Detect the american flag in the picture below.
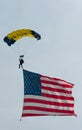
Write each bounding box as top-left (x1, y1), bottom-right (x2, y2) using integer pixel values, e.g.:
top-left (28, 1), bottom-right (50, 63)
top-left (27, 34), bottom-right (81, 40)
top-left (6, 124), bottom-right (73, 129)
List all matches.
top-left (22, 69), bottom-right (76, 117)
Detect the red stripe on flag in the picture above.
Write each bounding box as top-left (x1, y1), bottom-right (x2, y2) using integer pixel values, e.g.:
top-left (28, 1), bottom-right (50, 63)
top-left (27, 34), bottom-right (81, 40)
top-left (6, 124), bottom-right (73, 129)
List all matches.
top-left (22, 113), bottom-right (48, 117)
top-left (24, 98), bottom-right (74, 107)
top-left (41, 79), bottom-right (73, 88)
top-left (23, 106), bottom-right (74, 114)
top-left (42, 93), bottom-right (74, 100)
top-left (41, 75), bottom-right (74, 86)
top-left (42, 86), bottom-right (72, 94)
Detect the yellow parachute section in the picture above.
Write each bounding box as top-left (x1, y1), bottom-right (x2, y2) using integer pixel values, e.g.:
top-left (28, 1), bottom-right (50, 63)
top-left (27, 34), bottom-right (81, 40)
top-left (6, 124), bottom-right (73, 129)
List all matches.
top-left (4, 29), bottom-right (41, 46)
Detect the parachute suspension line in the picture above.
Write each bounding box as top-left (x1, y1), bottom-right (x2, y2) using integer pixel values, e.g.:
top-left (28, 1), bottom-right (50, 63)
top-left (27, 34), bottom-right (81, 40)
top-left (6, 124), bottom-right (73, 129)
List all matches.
top-left (6, 45), bottom-right (19, 59)
top-left (16, 42), bottom-right (23, 57)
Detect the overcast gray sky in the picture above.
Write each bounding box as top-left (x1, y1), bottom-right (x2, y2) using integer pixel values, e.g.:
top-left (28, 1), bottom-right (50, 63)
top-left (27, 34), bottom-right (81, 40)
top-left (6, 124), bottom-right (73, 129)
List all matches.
top-left (0, 0), bottom-right (82, 130)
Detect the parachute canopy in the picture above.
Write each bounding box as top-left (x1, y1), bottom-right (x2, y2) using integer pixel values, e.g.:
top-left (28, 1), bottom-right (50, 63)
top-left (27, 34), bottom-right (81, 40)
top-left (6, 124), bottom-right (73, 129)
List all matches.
top-left (3, 29), bottom-right (41, 46)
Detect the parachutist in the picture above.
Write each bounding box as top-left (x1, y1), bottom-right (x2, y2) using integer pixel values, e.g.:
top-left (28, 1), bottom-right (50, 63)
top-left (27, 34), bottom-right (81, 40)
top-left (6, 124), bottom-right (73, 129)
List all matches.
top-left (19, 57), bottom-right (24, 69)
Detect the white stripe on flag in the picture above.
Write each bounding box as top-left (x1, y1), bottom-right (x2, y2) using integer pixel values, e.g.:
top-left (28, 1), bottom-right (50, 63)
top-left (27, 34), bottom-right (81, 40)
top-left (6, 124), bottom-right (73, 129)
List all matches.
top-left (23, 102), bottom-right (74, 110)
top-left (41, 77), bottom-right (73, 86)
top-left (41, 83), bottom-right (72, 91)
top-left (42, 89), bottom-right (72, 97)
top-left (24, 95), bottom-right (74, 104)
top-left (22, 110), bottom-right (73, 116)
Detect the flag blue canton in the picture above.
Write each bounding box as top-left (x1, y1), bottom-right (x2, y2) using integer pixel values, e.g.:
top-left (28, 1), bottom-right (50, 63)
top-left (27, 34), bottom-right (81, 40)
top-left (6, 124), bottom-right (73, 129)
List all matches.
top-left (23, 69), bottom-right (41, 96)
